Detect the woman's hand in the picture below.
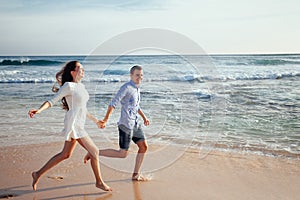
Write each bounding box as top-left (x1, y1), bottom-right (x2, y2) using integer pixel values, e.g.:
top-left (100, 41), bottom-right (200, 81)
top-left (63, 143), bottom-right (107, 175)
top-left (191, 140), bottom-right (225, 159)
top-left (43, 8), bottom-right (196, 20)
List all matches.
top-left (97, 120), bottom-right (107, 129)
top-left (28, 101), bottom-right (51, 118)
top-left (28, 109), bottom-right (39, 118)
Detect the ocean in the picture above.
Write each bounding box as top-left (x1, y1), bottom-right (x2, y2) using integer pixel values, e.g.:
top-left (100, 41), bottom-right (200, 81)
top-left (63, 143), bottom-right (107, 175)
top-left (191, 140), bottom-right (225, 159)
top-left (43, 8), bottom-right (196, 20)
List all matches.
top-left (0, 54), bottom-right (299, 159)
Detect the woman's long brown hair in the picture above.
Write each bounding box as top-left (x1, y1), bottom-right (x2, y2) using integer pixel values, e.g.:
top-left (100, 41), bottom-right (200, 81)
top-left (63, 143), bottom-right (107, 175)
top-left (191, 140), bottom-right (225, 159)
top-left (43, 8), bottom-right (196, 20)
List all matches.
top-left (52, 61), bottom-right (78, 110)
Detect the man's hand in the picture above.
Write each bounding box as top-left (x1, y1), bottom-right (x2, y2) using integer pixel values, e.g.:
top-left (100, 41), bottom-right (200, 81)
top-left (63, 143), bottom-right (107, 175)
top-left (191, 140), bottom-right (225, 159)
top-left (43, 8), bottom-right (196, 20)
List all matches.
top-left (144, 118), bottom-right (150, 126)
top-left (96, 120), bottom-right (107, 129)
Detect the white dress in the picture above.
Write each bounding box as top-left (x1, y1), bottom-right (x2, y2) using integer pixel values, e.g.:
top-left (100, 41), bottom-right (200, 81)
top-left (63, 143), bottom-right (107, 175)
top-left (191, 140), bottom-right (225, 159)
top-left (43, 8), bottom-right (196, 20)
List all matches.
top-left (48, 82), bottom-right (89, 141)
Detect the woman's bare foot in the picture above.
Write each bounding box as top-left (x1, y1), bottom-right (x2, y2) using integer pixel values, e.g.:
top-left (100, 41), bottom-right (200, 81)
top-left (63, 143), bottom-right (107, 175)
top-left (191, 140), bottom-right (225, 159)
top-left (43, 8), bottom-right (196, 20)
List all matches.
top-left (132, 173), bottom-right (148, 181)
top-left (32, 172), bottom-right (39, 191)
top-left (83, 153), bottom-right (91, 164)
top-left (96, 182), bottom-right (112, 192)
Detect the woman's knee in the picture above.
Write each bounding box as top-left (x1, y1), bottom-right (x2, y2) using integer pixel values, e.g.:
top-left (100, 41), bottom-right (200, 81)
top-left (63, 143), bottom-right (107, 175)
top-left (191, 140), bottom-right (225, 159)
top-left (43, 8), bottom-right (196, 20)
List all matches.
top-left (61, 151), bottom-right (72, 159)
top-left (78, 137), bottom-right (99, 160)
top-left (89, 151), bottom-right (99, 160)
top-left (61, 140), bottom-right (76, 160)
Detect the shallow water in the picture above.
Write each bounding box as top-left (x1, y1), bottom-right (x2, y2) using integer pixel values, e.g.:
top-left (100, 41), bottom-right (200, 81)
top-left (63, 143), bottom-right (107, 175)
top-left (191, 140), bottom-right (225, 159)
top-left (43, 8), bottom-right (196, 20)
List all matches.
top-left (0, 54), bottom-right (299, 158)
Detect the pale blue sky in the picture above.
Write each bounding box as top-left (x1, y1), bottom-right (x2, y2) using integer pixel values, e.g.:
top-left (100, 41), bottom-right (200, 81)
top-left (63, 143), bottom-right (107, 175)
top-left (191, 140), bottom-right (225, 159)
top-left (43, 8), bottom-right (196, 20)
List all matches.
top-left (0, 0), bottom-right (299, 55)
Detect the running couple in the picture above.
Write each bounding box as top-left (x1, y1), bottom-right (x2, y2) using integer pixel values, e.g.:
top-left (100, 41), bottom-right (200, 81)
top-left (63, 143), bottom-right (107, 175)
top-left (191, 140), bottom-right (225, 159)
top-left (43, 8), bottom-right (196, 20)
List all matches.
top-left (29, 61), bottom-right (149, 192)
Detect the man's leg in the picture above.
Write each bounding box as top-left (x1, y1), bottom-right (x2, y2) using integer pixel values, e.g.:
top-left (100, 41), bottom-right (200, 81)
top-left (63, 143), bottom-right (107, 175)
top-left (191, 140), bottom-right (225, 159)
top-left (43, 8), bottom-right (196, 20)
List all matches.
top-left (99, 148), bottom-right (128, 158)
top-left (84, 148), bottom-right (129, 163)
top-left (132, 140), bottom-right (148, 181)
top-left (84, 125), bottom-right (131, 163)
top-left (99, 125), bottom-right (131, 158)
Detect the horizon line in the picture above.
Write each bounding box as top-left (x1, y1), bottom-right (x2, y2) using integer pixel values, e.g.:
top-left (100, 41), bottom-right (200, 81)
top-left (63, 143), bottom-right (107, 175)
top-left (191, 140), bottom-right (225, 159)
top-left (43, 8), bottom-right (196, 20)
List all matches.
top-left (0, 52), bottom-right (300, 57)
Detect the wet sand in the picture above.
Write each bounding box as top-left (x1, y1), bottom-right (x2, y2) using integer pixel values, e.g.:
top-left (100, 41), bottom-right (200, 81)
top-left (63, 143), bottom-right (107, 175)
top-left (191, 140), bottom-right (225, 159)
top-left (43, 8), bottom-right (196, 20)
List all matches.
top-left (0, 141), bottom-right (299, 200)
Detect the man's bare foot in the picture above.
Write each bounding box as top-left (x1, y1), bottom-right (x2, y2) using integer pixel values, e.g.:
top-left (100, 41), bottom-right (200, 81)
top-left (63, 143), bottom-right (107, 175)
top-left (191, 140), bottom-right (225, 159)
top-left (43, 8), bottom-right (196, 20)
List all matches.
top-left (132, 173), bottom-right (148, 181)
top-left (32, 172), bottom-right (39, 191)
top-left (96, 182), bottom-right (112, 192)
top-left (83, 153), bottom-right (91, 164)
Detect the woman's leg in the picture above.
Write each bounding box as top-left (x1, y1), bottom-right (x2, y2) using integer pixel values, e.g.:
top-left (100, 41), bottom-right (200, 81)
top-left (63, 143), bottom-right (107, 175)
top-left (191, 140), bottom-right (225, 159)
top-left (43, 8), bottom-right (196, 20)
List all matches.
top-left (32, 139), bottom-right (77, 191)
top-left (77, 136), bottom-right (112, 191)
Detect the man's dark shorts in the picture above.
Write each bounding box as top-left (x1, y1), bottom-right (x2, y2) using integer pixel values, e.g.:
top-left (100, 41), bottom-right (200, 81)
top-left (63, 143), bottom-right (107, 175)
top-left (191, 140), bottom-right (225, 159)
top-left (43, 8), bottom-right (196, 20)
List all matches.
top-left (118, 124), bottom-right (145, 150)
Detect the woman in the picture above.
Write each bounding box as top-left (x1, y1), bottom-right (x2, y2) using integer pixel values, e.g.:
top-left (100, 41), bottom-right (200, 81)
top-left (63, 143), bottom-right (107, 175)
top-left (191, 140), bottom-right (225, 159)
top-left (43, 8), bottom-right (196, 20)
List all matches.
top-left (28, 61), bottom-right (112, 192)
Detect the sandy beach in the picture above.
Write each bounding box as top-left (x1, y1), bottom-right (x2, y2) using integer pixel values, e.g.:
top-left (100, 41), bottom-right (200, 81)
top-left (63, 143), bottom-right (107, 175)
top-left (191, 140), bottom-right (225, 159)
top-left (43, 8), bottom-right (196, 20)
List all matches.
top-left (0, 141), bottom-right (299, 200)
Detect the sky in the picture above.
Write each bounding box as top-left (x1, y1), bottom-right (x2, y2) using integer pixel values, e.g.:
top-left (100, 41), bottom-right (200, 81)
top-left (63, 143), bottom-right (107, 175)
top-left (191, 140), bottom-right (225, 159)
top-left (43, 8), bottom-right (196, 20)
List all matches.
top-left (0, 0), bottom-right (300, 55)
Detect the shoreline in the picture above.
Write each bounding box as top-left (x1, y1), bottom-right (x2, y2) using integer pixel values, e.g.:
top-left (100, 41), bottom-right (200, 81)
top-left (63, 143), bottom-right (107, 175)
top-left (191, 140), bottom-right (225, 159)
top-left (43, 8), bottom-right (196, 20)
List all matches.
top-left (2, 139), bottom-right (299, 161)
top-left (1, 141), bottom-right (299, 199)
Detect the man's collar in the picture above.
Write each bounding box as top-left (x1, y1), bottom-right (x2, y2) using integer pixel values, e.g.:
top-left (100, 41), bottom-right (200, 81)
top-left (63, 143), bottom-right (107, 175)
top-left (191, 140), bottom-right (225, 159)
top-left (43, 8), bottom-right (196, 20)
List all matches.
top-left (129, 80), bottom-right (140, 88)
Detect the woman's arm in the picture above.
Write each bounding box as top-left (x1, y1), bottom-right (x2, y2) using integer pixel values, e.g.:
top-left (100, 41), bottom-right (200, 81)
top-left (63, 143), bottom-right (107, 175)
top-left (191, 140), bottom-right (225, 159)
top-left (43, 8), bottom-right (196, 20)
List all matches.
top-left (28, 101), bottom-right (51, 118)
top-left (28, 82), bottom-right (71, 118)
top-left (97, 106), bottom-right (115, 129)
top-left (86, 111), bottom-right (98, 124)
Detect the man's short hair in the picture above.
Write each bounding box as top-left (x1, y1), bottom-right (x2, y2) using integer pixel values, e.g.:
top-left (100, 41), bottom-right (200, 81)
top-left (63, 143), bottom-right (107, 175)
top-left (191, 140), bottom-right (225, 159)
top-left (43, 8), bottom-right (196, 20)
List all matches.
top-left (130, 65), bottom-right (143, 74)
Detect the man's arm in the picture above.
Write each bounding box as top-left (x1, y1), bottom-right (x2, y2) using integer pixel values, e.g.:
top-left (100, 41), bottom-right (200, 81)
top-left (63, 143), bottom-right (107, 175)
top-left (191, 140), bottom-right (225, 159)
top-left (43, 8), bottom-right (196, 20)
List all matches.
top-left (97, 106), bottom-right (115, 128)
top-left (138, 109), bottom-right (150, 126)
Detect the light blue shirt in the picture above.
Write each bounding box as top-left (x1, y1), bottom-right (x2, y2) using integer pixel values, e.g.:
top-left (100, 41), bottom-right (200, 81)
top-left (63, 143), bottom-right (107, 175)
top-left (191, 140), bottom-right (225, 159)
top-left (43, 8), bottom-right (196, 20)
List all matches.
top-left (110, 80), bottom-right (140, 129)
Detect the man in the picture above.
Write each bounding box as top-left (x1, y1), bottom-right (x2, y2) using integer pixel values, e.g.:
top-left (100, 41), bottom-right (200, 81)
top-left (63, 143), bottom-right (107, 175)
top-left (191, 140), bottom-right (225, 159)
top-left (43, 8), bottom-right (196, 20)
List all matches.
top-left (85, 65), bottom-right (150, 181)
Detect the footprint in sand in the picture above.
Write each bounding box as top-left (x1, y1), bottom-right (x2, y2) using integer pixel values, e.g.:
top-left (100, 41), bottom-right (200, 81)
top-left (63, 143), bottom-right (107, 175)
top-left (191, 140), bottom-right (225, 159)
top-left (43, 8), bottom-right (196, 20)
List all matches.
top-left (47, 176), bottom-right (64, 181)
